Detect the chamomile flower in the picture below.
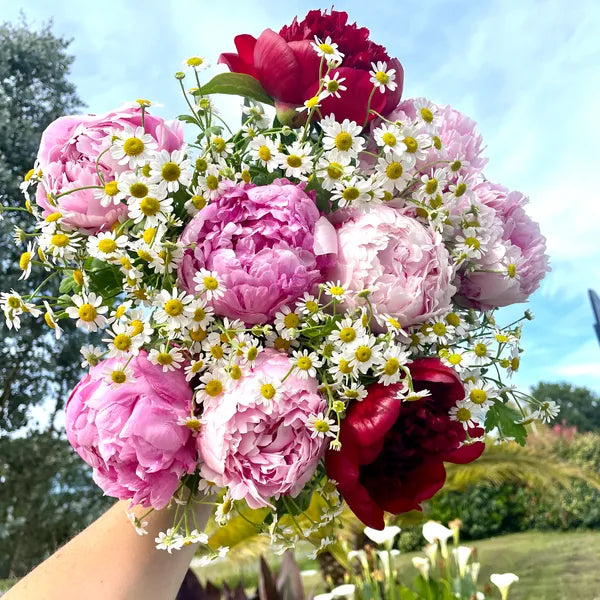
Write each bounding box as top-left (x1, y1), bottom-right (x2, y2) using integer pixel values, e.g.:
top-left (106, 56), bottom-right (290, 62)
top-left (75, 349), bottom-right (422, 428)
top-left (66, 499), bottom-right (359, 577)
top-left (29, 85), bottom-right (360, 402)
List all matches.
top-left (196, 163), bottom-right (227, 200)
top-left (427, 318), bottom-right (455, 345)
top-left (322, 71), bottom-right (347, 98)
top-left (184, 55), bottom-right (209, 70)
top-left (42, 301), bottom-right (62, 339)
top-left (340, 382), bottom-right (368, 402)
top-left (398, 126), bottom-right (430, 165)
top-left (345, 336), bottom-right (382, 374)
top-left (306, 412), bottom-right (339, 439)
top-left (331, 176), bottom-right (372, 208)
top-left (445, 312), bottom-right (469, 337)
top-left (440, 348), bottom-right (472, 372)
top-left (329, 351), bottom-right (359, 382)
top-left (310, 36), bottom-right (344, 65)
top-left (255, 378), bottom-right (283, 405)
top-left (470, 341), bottom-right (492, 366)
top-left (87, 231), bottom-right (128, 262)
top-left (241, 101), bottom-right (271, 129)
top-left (187, 298), bottom-right (214, 330)
top-left (111, 125), bottom-right (158, 168)
top-left (149, 149), bottom-right (192, 193)
top-left (124, 311), bottom-right (153, 344)
top-left (413, 98), bottom-right (440, 130)
top-left (153, 287), bottom-right (195, 330)
top-left (103, 363), bottom-right (136, 388)
top-left (214, 491), bottom-right (235, 525)
top-left (455, 228), bottom-right (486, 260)
top-left (193, 268), bottom-right (225, 301)
top-left (274, 305), bottom-right (302, 340)
top-left (80, 344), bottom-right (104, 368)
top-left (184, 189), bottom-right (208, 216)
top-left (449, 400), bottom-right (483, 430)
top-left (321, 115), bottom-right (364, 162)
top-left (464, 381), bottom-right (499, 407)
top-left (292, 349), bottom-right (322, 379)
top-left (323, 280), bottom-right (346, 300)
top-left (94, 180), bottom-right (126, 208)
top-left (184, 357), bottom-right (207, 382)
top-left (329, 317), bottom-right (365, 347)
top-left (103, 322), bottom-right (140, 358)
top-left (155, 528), bottom-right (184, 553)
top-left (373, 123), bottom-right (404, 154)
top-left (18, 242), bottom-right (35, 280)
top-left (202, 332), bottom-right (230, 364)
top-left (128, 194), bottom-right (173, 226)
top-left (197, 370), bottom-right (228, 404)
top-left (375, 153), bottom-right (409, 192)
top-left (148, 344), bottom-right (185, 372)
top-left (250, 134), bottom-right (279, 172)
top-left (209, 134), bottom-right (234, 159)
top-left (295, 292), bottom-right (323, 322)
top-left (126, 510), bottom-right (149, 536)
top-left (377, 346), bottom-right (410, 385)
top-left (298, 90), bottom-right (328, 114)
top-left (397, 386), bottom-right (432, 402)
top-left (316, 155), bottom-right (354, 191)
top-left (39, 229), bottom-right (81, 260)
top-left (369, 61), bottom-right (398, 93)
top-left (278, 141), bottom-right (312, 180)
top-left (532, 400), bottom-right (560, 423)
top-left (65, 292), bottom-right (108, 332)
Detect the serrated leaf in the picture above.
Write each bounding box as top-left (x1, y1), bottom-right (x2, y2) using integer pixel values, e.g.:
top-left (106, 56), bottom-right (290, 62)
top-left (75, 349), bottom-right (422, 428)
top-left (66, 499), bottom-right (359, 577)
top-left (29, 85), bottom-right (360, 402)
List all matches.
top-left (177, 114), bottom-right (200, 125)
top-left (197, 73), bottom-right (274, 106)
top-left (59, 275), bottom-right (78, 295)
top-left (485, 402), bottom-right (527, 445)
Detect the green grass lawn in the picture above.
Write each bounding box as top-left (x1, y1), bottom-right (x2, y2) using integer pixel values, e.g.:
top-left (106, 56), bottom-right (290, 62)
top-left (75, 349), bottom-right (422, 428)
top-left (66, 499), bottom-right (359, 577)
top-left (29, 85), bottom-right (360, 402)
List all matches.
top-left (398, 531), bottom-right (600, 600)
top-left (192, 531), bottom-right (600, 599)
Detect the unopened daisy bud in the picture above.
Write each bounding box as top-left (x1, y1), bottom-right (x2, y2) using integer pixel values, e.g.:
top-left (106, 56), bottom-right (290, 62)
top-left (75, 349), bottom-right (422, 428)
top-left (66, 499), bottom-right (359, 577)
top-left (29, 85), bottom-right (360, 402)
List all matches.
top-left (13, 227), bottom-right (26, 244)
top-left (73, 269), bottom-right (84, 286)
top-left (174, 71), bottom-right (185, 80)
top-left (329, 439), bottom-right (342, 451)
top-left (332, 400), bottom-right (345, 413)
top-left (524, 309), bottom-right (533, 320)
top-left (357, 289), bottom-right (371, 299)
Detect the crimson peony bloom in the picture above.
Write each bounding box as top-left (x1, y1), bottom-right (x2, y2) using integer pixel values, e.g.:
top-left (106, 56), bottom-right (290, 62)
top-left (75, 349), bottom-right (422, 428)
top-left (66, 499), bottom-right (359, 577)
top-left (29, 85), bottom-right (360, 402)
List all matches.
top-left (326, 358), bottom-right (485, 529)
top-left (218, 9), bottom-right (404, 124)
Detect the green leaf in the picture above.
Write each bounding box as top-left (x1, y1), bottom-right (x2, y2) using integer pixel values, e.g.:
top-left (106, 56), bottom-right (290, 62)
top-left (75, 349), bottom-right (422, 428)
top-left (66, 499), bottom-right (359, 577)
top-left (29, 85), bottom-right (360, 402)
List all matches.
top-left (197, 73), bottom-right (274, 106)
top-left (58, 275), bottom-right (78, 295)
top-left (177, 114), bottom-right (200, 125)
top-left (485, 401), bottom-right (527, 445)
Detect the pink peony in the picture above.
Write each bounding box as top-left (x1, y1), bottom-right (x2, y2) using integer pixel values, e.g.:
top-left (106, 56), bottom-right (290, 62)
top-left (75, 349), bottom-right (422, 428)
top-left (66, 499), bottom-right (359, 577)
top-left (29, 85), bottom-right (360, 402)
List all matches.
top-left (324, 205), bottom-right (455, 329)
top-left (65, 351), bottom-right (196, 509)
top-left (178, 179), bottom-right (337, 324)
top-left (387, 98), bottom-right (488, 176)
top-left (36, 106), bottom-right (184, 233)
top-left (457, 182), bottom-right (549, 308)
top-left (197, 348), bottom-right (327, 508)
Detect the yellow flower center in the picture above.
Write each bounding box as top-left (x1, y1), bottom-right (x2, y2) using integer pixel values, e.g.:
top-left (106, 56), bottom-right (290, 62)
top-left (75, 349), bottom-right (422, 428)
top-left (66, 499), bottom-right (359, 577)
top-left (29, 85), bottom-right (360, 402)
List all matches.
top-left (375, 71), bottom-right (389, 84)
top-left (329, 285), bottom-right (344, 296)
top-left (206, 175), bottom-right (219, 190)
top-left (246, 346), bottom-right (258, 361)
top-left (205, 380), bottom-right (223, 396)
top-left (383, 358), bottom-right (399, 375)
top-left (297, 356), bottom-right (313, 370)
top-left (286, 154), bottom-right (302, 168)
top-left (51, 233), bottom-right (69, 248)
top-left (334, 132), bottom-right (353, 151)
top-left (385, 162), bottom-right (403, 179)
top-left (355, 345), bottom-right (372, 362)
top-left (137, 249), bottom-right (153, 262)
top-left (161, 161), bottom-right (181, 182)
top-left (7, 297), bottom-right (20, 309)
top-left (511, 357), bottom-right (520, 371)
top-left (342, 187), bottom-right (360, 201)
top-left (114, 303), bottom-right (128, 319)
top-left (344, 389), bottom-right (359, 399)
top-left (229, 365), bottom-right (242, 380)
top-left (305, 300), bottom-right (319, 313)
top-left (260, 383), bottom-right (276, 400)
top-left (123, 137), bottom-right (145, 157)
top-left (210, 345), bottom-right (224, 360)
top-left (189, 327), bottom-right (207, 342)
top-left (319, 42), bottom-right (335, 54)
top-left (474, 343), bottom-right (488, 357)
top-left (258, 145), bottom-right (272, 162)
top-left (420, 107), bottom-right (433, 122)
top-left (187, 56), bottom-right (204, 67)
top-left (403, 136), bottom-right (418, 153)
top-left (495, 333), bottom-right (509, 343)
top-left (326, 162), bottom-right (344, 179)
top-left (326, 80), bottom-right (340, 93)
top-left (339, 327), bottom-right (356, 343)
top-left (338, 358), bottom-right (354, 374)
top-left (130, 319), bottom-right (145, 336)
top-left (283, 312), bottom-right (300, 329)
top-left (192, 195), bottom-right (206, 210)
top-left (382, 132), bottom-right (397, 147)
top-left (104, 181), bottom-right (119, 196)
top-left (241, 169), bottom-right (251, 183)
top-left (140, 197), bottom-right (160, 216)
top-left (446, 312), bottom-right (460, 327)
top-left (130, 182), bottom-right (149, 198)
top-left (45, 212), bottom-right (62, 223)
top-left (425, 179), bottom-right (438, 195)
top-left (196, 157), bottom-right (208, 172)
top-left (193, 307), bottom-right (206, 322)
top-left (113, 334), bottom-right (131, 351)
top-left (164, 299), bottom-right (184, 316)
top-left (465, 236), bottom-right (480, 249)
top-left (78, 303), bottom-right (97, 322)
top-left (314, 419), bottom-right (330, 433)
top-left (111, 370), bottom-right (127, 384)
top-left (142, 228), bottom-right (156, 244)
top-left (44, 312), bottom-right (56, 329)
top-left (470, 389), bottom-right (487, 404)
top-left (212, 137), bottom-right (226, 153)
top-left (203, 276), bottom-right (219, 291)
top-left (507, 263), bottom-right (517, 278)
top-left (432, 322), bottom-right (447, 336)
top-left (448, 353), bottom-right (462, 366)
top-left (185, 417), bottom-right (202, 431)
top-left (454, 182), bottom-right (467, 197)
top-left (157, 352), bottom-right (173, 365)
top-left (19, 252), bottom-right (31, 270)
top-left (456, 407), bottom-right (471, 422)
top-left (97, 238), bottom-right (117, 254)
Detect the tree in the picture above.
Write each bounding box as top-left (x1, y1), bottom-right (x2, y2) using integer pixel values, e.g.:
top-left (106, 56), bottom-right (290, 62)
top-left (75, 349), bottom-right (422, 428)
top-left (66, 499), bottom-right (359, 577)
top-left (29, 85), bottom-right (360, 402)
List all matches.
top-left (0, 18), bottom-right (111, 578)
top-left (531, 382), bottom-right (600, 433)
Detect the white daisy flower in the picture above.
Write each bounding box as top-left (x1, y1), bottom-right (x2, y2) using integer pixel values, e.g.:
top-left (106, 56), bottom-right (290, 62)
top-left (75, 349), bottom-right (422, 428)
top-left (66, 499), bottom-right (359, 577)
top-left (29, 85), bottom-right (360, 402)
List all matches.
top-left (292, 349), bottom-right (322, 379)
top-left (42, 301), bottom-right (62, 339)
top-left (18, 242), bottom-right (35, 280)
top-left (196, 163), bottom-right (227, 200)
top-left (249, 134), bottom-right (279, 172)
top-left (322, 71), bottom-right (347, 99)
top-left (449, 400), bottom-right (483, 430)
top-left (321, 115), bottom-right (365, 162)
top-left (153, 287), bottom-right (195, 331)
top-left (310, 35), bottom-right (344, 65)
top-left (154, 528), bottom-right (184, 553)
top-left (103, 322), bottom-right (141, 358)
top-left (65, 292), bottom-right (108, 332)
top-left (184, 357), bottom-right (207, 382)
top-left (193, 268), bottom-right (225, 302)
top-left (331, 176), bottom-right (372, 208)
top-left (377, 345), bottom-right (410, 386)
top-left (277, 141), bottom-right (312, 180)
top-left (274, 305), bottom-right (302, 340)
top-left (316, 155), bottom-right (353, 191)
top-left (110, 125), bottom-right (158, 168)
top-left (197, 370), bottom-right (228, 404)
top-left (103, 363), bottom-right (136, 389)
top-left (148, 344), bottom-right (185, 372)
top-left (306, 412), bottom-right (339, 439)
top-left (369, 61), bottom-right (398, 93)
top-left (87, 231), bottom-right (128, 262)
top-left (80, 344), bottom-right (104, 368)
top-left (375, 153), bottom-right (409, 192)
top-left (149, 148), bottom-right (193, 194)
top-left (127, 193), bottom-right (173, 227)
top-left (255, 378), bottom-right (283, 405)
top-left (532, 400), bottom-right (560, 423)
top-left (373, 123), bottom-right (404, 154)
top-left (345, 336), bottom-right (382, 374)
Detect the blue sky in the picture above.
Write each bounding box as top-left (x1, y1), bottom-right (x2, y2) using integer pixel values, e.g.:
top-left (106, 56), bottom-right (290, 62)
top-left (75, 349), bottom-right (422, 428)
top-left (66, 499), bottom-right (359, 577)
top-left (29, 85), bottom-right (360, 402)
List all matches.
top-left (3, 0), bottom-right (600, 392)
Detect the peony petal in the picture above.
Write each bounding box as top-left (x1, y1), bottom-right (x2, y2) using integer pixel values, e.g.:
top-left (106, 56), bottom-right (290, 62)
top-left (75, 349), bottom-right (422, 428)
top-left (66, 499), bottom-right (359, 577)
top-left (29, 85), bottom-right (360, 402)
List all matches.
top-left (313, 216), bottom-right (338, 256)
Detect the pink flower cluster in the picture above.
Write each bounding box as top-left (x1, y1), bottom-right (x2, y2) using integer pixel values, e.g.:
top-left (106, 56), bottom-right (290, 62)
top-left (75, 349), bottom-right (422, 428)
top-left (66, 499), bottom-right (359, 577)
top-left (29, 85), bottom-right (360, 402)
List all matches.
top-left (325, 205), bottom-right (455, 329)
top-left (35, 106), bottom-right (183, 232)
top-left (178, 179), bottom-right (337, 324)
top-left (198, 349), bottom-right (327, 508)
top-left (65, 352), bottom-right (196, 509)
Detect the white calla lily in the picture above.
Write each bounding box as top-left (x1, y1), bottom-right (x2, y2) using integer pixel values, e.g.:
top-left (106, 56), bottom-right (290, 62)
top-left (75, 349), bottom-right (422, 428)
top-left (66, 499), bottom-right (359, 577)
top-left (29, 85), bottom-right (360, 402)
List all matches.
top-left (452, 545), bottom-right (472, 577)
top-left (490, 572), bottom-right (519, 600)
top-left (364, 525), bottom-right (401, 548)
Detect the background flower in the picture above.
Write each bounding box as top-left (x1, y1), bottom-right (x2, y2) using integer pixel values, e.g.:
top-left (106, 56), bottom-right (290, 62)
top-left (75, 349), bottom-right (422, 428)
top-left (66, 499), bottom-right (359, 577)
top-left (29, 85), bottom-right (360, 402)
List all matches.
top-left (178, 179), bottom-right (336, 324)
top-left (324, 205), bottom-right (455, 330)
top-left (197, 348), bottom-right (327, 508)
top-left (219, 9), bottom-right (404, 124)
top-left (65, 351), bottom-right (196, 509)
top-left (35, 106), bottom-right (183, 232)
top-left (326, 358), bottom-right (485, 529)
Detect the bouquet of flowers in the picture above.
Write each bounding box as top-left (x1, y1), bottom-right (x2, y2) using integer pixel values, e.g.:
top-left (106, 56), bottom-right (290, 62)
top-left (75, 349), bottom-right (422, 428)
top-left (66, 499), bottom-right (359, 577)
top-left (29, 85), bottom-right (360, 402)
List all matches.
top-left (1, 9), bottom-right (550, 556)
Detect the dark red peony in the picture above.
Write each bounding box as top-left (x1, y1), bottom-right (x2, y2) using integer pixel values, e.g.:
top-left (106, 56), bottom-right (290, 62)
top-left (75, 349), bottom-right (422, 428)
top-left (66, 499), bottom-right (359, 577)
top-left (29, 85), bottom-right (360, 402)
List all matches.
top-left (326, 358), bottom-right (485, 529)
top-left (218, 9), bottom-right (404, 124)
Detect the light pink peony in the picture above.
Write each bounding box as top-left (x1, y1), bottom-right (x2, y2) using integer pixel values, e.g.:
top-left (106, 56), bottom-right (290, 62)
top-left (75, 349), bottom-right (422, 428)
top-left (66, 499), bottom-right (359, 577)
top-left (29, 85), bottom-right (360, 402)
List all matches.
top-left (65, 351), bottom-right (196, 509)
top-left (197, 348), bottom-right (327, 508)
top-left (178, 179), bottom-right (337, 324)
top-left (457, 181), bottom-right (550, 308)
top-left (324, 205), bottom-right (455, 329)
top-left (388, 98), bottom-right (488, 176)
top-left (35, 106), bottom-right (184, 232)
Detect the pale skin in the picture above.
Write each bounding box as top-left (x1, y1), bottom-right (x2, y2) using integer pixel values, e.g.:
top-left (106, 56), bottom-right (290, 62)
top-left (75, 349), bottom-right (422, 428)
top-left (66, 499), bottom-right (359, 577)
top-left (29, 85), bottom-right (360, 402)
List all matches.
top-left (5, 497), bottom-right (214, 600)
